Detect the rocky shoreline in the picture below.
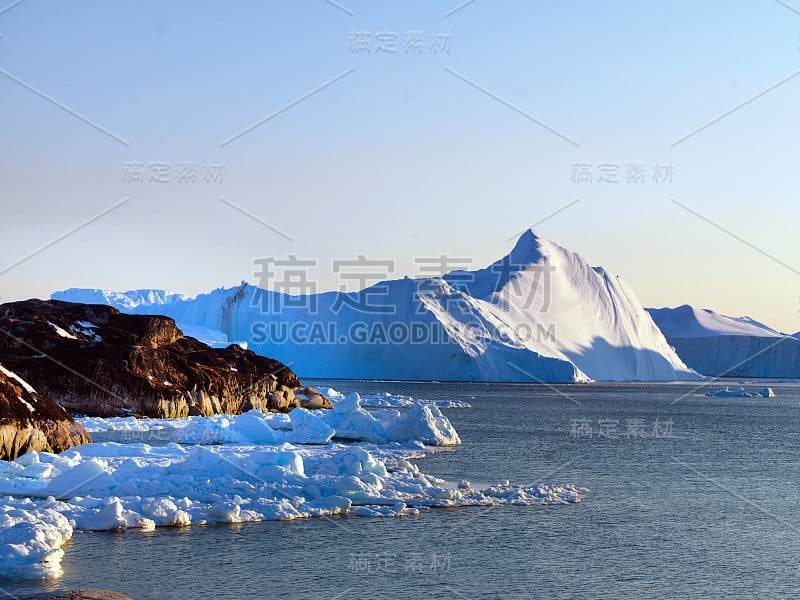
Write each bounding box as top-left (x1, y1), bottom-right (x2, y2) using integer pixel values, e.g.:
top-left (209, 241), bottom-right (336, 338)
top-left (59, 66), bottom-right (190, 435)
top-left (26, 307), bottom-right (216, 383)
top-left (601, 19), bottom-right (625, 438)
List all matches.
top-left (0, 363), bottom-right (91, 460)
top-left (0, 299), bottom-right (331, 459)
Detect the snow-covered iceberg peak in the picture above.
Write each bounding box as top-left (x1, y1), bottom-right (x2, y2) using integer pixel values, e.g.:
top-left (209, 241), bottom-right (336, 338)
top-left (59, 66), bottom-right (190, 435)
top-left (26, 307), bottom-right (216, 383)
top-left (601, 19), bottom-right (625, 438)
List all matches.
top-left (483, 228), bottom-right (547, 288)
top-left (439, 229), bottom-right (547, 303)
top-left (51, 230), bottom-right (700, 382)
top-left (440, 229), bottom-right (698, 381)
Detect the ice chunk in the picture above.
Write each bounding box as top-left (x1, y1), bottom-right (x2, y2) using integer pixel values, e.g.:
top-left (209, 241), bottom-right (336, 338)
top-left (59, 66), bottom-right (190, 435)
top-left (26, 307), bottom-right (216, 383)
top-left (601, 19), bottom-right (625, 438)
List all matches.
top-left (207, 501), bottom-right (241, 523)
top-left (0, 508), bottom-right (73, 579)
top-left (75, 498), bottom-right (155, 531)
top-left (382, 404), bottom-right (461, 445)
top-left (286, 408), bottom-right (335, 444)
top-left (230, 410), bottom-right (282, 444)
top-left (172, 416), bottom-right (247, 445)
top-left (324, 393), bottom-right (388, 443)
top-left (47, 460), bottom-right (117, 498)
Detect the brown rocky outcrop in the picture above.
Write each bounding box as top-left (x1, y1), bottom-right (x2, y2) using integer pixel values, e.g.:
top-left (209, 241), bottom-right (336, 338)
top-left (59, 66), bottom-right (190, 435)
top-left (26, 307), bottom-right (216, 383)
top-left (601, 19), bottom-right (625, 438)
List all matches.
top-left (0, 299), bottom-right (321, 418)
top-left (0, 362), bottom-right (91, 460)
top-left (293, 386), bottom-right (334, 410)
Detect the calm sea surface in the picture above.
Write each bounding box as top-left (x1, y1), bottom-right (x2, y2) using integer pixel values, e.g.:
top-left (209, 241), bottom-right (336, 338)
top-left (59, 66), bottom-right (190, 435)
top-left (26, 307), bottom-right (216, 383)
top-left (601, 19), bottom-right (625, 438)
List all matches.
top-left (3, 381), bottom-right (799, 600)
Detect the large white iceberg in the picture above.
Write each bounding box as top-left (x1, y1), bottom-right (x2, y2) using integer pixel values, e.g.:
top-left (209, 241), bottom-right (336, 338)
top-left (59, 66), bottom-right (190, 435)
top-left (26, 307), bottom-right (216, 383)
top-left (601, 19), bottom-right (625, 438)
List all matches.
top-left (53, 230), bottom-right (699, 383)
top-left (647, 305), bottom-right (800, 377)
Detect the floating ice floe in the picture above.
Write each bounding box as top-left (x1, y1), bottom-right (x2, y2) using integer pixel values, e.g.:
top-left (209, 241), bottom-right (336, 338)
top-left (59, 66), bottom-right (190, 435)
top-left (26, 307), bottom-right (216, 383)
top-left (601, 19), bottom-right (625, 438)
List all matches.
top-left (0, 390), bottom-right (587, 579)
top-left (327, 389), bottom-right (472, 409)
top-left (705, 386), bottom-right (775, 398)
top-left (79, 393), bottom-right (462, 446)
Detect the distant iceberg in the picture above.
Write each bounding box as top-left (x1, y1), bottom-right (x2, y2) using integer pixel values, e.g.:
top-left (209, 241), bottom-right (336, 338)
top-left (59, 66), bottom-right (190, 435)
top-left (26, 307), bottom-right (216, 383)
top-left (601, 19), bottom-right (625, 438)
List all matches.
top-left (54, 230), bottom-right (699, 383)
top-left (705, 386), bottom-right (775, 398)
top-left (54, 288), bottom-right (189, 311)
top-left (647, 305), bottom-right (800, 377)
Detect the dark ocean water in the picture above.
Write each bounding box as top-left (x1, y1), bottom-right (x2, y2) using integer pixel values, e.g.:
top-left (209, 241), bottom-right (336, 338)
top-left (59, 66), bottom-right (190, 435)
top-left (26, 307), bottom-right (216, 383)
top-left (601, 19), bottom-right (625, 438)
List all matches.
top-left (3, 380), bottom-right (799, 600)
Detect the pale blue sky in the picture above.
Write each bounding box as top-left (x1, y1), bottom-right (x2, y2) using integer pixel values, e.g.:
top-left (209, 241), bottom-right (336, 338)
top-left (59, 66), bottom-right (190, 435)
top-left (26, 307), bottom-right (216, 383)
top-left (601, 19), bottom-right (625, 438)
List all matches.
top-left (1, 0), bottom-right (798, 332)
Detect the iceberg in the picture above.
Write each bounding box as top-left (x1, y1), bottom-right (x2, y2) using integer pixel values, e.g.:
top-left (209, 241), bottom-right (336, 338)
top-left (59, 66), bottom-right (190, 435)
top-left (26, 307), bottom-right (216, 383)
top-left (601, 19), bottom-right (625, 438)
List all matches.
top-left (51, 288), bottom-right (189, 311)
top-left (704, 386), bottom-right (776, 398)
top-left (647, 305), bottom-right (800, 377)
top-left (53, 231), bottom-right (699, 383)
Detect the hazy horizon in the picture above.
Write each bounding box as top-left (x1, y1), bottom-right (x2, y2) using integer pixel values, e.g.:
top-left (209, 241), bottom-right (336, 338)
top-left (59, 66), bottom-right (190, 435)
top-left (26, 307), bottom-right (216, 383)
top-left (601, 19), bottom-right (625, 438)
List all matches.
top-left (2, 1), bottom-right (798, 332)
